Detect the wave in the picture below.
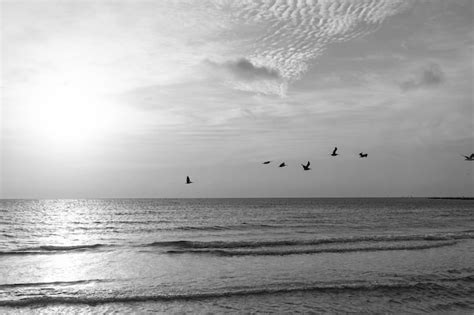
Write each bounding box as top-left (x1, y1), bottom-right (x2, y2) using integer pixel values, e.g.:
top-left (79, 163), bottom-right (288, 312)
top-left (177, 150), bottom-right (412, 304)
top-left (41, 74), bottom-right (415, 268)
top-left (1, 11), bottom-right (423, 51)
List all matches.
top-left (173, 223), bottom-right (276, 231)
top-left (144, 232), bottom-right (474, 249)
top-left (114, 220), bottom-right (170, 225)
top-left (0, 244), bottom-right (110, 256)
top-left (0, 280), bottom-right (464, 307)
top-left (71, 223), bottom-right (280, 233)
top-left (165, 241), bottom-right (459, 256)
top-left (0, 279), bottom-right (108, 289)
top-left (2, 231), bottom-right (471, 256)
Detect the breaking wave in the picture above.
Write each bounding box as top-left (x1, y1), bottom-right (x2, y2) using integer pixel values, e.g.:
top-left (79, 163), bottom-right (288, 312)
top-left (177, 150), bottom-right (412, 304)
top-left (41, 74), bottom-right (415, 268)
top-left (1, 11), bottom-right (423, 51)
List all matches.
top-left (165, 241), bottom-right (458, 256)
top-left (1, 280), bottom-right (470, 307)
top-left (145, 232), bottom-right (473, 249)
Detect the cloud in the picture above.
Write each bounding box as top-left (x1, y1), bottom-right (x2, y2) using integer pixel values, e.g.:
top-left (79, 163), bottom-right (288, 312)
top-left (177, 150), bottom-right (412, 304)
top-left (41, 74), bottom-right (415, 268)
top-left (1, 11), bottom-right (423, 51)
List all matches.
top-left (194, 0), bottom-right (412, 95)
top-left (204, 58), bottom-right (287, 96)
top-left (213, 0), bottom-right (412, 83)
top-left (206, 58), bottom-right (281, 81)
top-left (400, 63), bottom-right (445, 90)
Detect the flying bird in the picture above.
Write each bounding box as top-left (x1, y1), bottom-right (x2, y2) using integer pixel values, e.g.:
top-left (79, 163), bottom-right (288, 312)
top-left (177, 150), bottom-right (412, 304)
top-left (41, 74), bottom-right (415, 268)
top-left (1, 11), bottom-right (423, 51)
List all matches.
top-left (186, 176), bottom-right (193, 184)
top-left (359, 153), bottom-right (368, 158)
top-left (263, 161), bottom-right (271, 164)
top-left (463, 154), bottom-right (474, 161)
top-left (279, 162), bottom-right (286, 167)
top-left (331, 147), bottom-right (338, 156)
top-left (301, 161), bottom-right (311, 170)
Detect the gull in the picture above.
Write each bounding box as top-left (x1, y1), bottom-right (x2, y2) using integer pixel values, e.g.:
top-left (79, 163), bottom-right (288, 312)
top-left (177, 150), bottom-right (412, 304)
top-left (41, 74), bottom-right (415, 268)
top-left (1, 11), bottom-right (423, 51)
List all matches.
top-left (359, 152), bottom-right (368, 158)
top-left (301, 161), bottom-right (311, 171)
top-left (463, 153), bottom-right (474, 161)
top-left (262, 161), bottom-right (271, 164)
top-left (331, 147), bottom-right (338, 157)
top-left (279, 162), bottom-right (286, 167)
top-left (186, 176), bottom-right (193, 184)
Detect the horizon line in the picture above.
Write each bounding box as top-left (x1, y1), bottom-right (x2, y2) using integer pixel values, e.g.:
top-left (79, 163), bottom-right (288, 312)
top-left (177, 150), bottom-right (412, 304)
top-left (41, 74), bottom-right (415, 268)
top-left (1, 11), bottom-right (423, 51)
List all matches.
top-left (1, 196), bottom-right (473, 200)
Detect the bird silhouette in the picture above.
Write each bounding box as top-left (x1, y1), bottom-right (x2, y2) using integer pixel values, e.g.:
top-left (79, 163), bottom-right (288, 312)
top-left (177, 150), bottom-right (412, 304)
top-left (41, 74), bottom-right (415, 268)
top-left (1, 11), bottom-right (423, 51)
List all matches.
top-left (186, 176), bottom-right (193, 184)
top-left (463, 153), bottom-right (474, 161)
top-left (331, 147), bottom-right (338, 156)
top-left (263, 161), bottom-right (271, 164)
top-left (301, 161), bottom-right (311, 170)
top-left (279, 162), bottom-right (286, 167)
top-left (359, 152), bottom-right (368, 158)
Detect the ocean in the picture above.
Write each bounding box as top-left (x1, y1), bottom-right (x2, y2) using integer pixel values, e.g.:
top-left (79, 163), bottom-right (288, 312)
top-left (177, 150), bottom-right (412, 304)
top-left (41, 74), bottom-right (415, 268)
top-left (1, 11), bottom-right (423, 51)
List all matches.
top-left (0, 198), bottom-right (473, 313)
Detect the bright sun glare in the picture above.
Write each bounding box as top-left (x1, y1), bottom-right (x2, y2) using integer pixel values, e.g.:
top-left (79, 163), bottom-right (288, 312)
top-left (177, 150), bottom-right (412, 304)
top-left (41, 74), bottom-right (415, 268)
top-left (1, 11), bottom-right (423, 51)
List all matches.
top-left (24, 65), bottom-right (123, 153)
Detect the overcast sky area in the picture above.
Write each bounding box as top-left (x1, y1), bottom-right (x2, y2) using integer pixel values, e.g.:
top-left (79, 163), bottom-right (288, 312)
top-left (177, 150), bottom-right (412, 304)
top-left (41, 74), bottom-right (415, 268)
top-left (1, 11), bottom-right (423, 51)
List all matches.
top-left (1, 0), bottom-right (473, 198)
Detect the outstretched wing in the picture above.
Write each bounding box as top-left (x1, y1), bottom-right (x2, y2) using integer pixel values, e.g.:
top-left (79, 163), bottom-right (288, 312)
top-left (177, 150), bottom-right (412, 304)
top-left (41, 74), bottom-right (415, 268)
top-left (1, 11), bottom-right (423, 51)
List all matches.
top-left (306, 161), bottom-right (310, 167)
top-left (332, 147), bottom-right (337, 154)
top-left (470, 153), bottom-right (474, 159)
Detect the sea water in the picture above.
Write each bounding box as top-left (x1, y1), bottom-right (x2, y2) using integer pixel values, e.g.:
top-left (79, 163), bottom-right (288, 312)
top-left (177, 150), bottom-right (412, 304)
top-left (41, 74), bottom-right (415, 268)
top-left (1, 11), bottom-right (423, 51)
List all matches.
top-left (0, 198), bottom-right (473, 313)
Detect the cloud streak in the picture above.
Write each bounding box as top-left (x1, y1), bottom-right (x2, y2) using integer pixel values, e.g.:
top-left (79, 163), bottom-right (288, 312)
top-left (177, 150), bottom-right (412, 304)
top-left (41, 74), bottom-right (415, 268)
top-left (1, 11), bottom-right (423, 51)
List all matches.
top-left (400, 63), bottom-right (445, 91)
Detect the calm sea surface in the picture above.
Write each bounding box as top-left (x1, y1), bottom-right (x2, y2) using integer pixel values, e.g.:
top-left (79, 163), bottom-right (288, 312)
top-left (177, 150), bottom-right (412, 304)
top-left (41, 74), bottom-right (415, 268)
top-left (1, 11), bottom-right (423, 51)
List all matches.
top-left (0, 198), bottom-right (473, 313)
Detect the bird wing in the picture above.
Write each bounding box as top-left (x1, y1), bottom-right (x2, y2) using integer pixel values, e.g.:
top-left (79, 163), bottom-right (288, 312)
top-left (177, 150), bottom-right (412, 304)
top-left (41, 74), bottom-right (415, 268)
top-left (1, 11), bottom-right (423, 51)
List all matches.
top-left (333, 147), bottom-right (337, 154)
top-left (307, 161), bottom-right (310, 167)
top-left (470, 154), bottom-right (474, 159)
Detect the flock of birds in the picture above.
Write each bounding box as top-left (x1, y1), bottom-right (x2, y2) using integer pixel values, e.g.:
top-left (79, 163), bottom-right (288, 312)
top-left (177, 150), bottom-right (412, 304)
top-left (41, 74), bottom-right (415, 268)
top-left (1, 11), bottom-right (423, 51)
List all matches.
top-left (262, 147), bottom-right (365, 171)
top-left (185, 148), bottom-right (474, 184)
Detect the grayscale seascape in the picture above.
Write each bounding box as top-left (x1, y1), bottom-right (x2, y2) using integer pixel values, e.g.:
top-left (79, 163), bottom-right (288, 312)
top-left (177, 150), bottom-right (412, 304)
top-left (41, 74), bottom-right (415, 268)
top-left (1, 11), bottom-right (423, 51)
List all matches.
top-left (1, 198), bottom-right (473, 313)
top-left (2, 0), bottom-right (473, 313)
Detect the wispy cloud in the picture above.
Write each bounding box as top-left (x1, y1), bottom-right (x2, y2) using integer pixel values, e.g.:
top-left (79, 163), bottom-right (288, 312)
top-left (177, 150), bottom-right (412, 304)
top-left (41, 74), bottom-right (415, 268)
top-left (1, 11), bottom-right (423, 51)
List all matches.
top-left (188, 0), bottom-right (412, 95)
top-left (400, 63), bottom-right (445, 91)
top-left (214, 0), bottom-right (412, 90)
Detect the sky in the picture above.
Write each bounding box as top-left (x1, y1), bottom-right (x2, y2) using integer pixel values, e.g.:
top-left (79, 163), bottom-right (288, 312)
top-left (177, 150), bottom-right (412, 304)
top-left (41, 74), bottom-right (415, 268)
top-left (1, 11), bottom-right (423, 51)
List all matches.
top-left (1, 0), bottom-right (473, 198)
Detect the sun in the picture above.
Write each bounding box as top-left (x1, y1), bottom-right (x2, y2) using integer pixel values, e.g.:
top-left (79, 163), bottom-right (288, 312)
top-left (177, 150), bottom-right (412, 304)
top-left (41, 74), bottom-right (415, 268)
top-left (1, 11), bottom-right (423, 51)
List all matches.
top-left (23, 66), bottom-right (124, 153)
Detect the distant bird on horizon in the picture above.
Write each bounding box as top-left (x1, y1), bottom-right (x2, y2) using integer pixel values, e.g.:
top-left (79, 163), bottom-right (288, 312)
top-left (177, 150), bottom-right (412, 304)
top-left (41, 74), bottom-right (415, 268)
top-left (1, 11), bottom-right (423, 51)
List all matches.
top-left (186, 176), bottom-right (193, 184)
top-left (463, 153), bottom-right (474, 161)
top-left (359, 152), bottom-right (368, 158)
top-left (279, 162), bottom-right (286, 167)
top-left (331, 147), bottom-right (338, 156)
top-left (301, 161), bottom-right (311, 171)
top-left (263, 161), bottom-right (271, 164)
